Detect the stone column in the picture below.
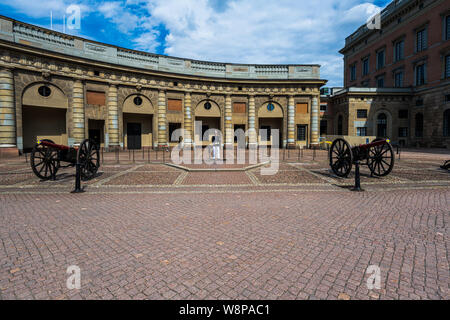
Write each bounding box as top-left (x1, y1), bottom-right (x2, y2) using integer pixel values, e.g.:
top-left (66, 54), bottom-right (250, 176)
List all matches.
top-left (107, 84), bottom-right (119, 147)
top-left (310, 96), bottom-right (319, 147)
top-left (224, 94), bottom-right (233, 148)
top-left (287, 95), bottom-right (295, 148)
top-left (157, 90), bottom-right (167, 147)
top-left (248, 95), bottom-right (257, 147)
top-left (183, 91), bottom-right (192, 147)
top-left (71, 80), bottom-right (85, 145)
top-left (0, 68), bottom-right (16, 148)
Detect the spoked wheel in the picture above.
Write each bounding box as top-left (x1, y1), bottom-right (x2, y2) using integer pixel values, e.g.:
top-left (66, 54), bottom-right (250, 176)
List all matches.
top-left (367, 139), bottom-right (395, 177)
top-left (77, 139), bottom-right (100, 181)
top-left (329, 138), bottom-right (353, 178)
top-left (30, 139), bottom-right (60, 180)
top-left (441, 160), bottom-right (450, 170)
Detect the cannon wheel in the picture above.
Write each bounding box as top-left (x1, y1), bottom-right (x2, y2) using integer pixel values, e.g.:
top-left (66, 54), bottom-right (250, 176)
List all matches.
top-left (30, 139), bottom-right (60, 180)
top-left (367, 138), bottom-right (395, 177)
top-left (329, 138), bottom-right (353, 178)
top-left (77, 139), bottom-right (100, 181)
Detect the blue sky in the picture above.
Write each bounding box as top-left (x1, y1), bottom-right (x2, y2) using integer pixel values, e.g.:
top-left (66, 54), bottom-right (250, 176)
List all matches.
top-left (0, 0), bottom-right (391, 86)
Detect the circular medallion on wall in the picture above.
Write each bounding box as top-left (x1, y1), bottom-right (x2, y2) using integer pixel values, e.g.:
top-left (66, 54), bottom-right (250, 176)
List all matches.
top-left (133, 96), bottom-right (143, 106)
top-left (267, 103), bottom-right (275, 112)
top-left (204, 101), bottom-right (212, 110)
top-left (38, 85), bottom-right (51, 97)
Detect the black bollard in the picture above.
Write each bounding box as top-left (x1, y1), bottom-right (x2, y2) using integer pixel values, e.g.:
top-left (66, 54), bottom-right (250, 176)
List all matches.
top-left (351, 160), bottom-right (364, 192)
top-left (71, 162), bottom-right (85, 193)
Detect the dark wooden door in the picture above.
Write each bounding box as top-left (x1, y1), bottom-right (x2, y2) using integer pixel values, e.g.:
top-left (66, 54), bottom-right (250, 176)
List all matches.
top-left (89, 129), bottom-right (101, 146)
top-left (127, 123), bottom-right (142, 150)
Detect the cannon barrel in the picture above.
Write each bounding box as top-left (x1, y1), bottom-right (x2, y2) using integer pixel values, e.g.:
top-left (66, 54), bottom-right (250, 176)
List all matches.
top-left (357, 139), bottom-right (389, 150)
top-left (39, 140), bottom-right (71, 151)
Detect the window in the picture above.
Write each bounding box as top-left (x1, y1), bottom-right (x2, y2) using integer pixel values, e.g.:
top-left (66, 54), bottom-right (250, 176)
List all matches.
top-left (376, 50), bottom-right (385, 69)
top-left (376, 75), bottom-right (385, 88)
top-left (416, 99), bottom-right (424, 106)
top-left (416, 28), bottom-right (427, 52)
top-left (204, 101), bottom-right (212, 110)
top-left (362, 57), bottom-right (369, 76)
top-left (394, 40), bottom-right (404, 62)
top-left (357, 127), bottom-right (367, 136)
top-left (357, 109), bottom-right (368, 118)
top-left (415, 113), bottom-right (423, 137)
top-left (398, 109), bottom-right (408, 119)
top-left (444, 110), bottom-right (450, 136)
top-left (446, 15), bottom-right (450, 40)
top-left (446, 94), bottom-right (450, 102)
top-left (38, 85), bottom-right (51, 97)
top-left (398, 127), bottom-right (408, 137)
top-left (446, 55), bottom-right (450, 78)
top-left (377, 113), bottom-right (387, 137)
top-left (297, 125), bottom-right (307, 141)
top-left (395, 71), bottom-right (404, 87)
top-left (350, 64), bottom-right (356, 81)
top-left (320, 104), bottom-right (327, 112)
top-left (320, 120), bottom-right (327, 135)
top-left (415, 64), bottom-right (426, 86)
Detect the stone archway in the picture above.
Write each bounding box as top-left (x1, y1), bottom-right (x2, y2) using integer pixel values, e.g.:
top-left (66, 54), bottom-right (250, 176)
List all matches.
top-left (257, 101), bottom-right (284, 147)
top-left (122, 94), bottom-right (155, 149)
top-left (21, 82), bottom-right (69, 150)
top-left (194, 99), bottom-right (222, 146)
top-left (373, 109), bottom-right (392, 139)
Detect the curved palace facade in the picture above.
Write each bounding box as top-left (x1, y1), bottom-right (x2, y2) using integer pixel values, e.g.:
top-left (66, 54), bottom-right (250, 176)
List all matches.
top-left (0, 15), bottom-right (326, 154)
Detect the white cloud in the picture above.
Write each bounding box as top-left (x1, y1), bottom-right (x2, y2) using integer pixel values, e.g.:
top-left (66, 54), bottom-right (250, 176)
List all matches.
top-left (98, 1), bottom-right (142, 34)
top-left (134, 0), bottom-right (383, 86)
top-left (0, 0), bottom-right (385, 86)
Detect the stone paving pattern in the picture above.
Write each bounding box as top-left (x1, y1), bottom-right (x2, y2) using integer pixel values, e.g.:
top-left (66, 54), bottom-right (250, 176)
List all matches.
top-left (0, 149), bottom-right (449, 300)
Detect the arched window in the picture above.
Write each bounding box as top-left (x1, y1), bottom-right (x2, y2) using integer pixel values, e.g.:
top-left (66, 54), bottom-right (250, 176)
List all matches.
top-left (444, 109), bottom-right (450, 137)
top-left (377, 113), bottom-right (387, 138)
top-left (415, 113), bottom-right (423, 137)
top-left (337, 115), bottom-right (343, 135)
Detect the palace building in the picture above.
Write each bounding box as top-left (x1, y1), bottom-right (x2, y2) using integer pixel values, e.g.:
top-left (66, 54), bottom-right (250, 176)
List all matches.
top-left (0, 15), bottom-right (326, 157)
top-left (328, 0), bottom-right (450, 148)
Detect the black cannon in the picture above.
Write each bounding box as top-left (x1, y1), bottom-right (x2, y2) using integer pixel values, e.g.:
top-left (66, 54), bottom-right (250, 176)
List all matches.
top-left (30, 139), bottom-right (100, 181)
top-left (329, 138), bottom-right (395, 178)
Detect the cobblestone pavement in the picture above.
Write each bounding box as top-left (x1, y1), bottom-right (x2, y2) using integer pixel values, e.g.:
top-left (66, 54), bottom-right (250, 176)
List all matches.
top-left (0, 149), bottom-right (449, 300)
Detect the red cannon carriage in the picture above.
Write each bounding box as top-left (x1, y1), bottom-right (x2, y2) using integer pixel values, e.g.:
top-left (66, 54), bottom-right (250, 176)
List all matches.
top-left (30, 139), bottom-right (100, 181)
top-left (329, 138), bottom-right (395, 178)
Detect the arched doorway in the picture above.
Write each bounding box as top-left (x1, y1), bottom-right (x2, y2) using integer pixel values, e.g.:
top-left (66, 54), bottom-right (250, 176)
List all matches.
top-left (377, 113), bottom-right (387, 138)
top-left (194, 100), bottom-right (222, 146)
top-left (337, 115), bottom-right (343, 135)
top-left (257, 102), bottom-right (283, 147)
top-left (444, 109), bottom-right (450, 137)
top-left (122, 94), bottom-right (155, 150)
top-left (415, 113), bottom-right (423, 137)
top-left (22, 83), bottom-right (68, 151)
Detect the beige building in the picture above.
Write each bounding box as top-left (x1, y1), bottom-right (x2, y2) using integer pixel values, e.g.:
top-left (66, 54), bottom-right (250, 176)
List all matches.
top-left (0, 15), bottom-right (326, 157)
top-left (334, 0), bottom-right (450, 148)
